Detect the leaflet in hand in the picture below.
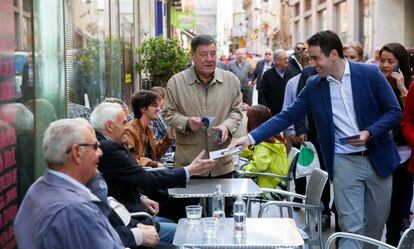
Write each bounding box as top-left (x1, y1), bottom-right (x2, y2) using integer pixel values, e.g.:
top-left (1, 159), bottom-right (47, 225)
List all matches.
top-left (201, 116), bottom-right (215, 129)
top-left (209, 145), bottom-right (243, 160)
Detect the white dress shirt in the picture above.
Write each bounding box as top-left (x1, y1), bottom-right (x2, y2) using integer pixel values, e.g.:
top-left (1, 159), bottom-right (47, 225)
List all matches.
top-left (327, 59), bottom-right (366, 153)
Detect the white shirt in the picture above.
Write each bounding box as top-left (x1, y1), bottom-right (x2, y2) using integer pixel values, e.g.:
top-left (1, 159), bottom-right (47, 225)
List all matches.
top-left (107, 196), bottom-right (143, 246)
top-left (262, 61), bottom-right (273, 76)
top-left (327, 59), bottom-right (366, 153)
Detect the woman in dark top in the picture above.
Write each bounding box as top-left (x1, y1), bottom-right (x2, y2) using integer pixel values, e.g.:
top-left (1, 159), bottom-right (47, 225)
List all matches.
top-left (379, 42), bottom-right (413, 246)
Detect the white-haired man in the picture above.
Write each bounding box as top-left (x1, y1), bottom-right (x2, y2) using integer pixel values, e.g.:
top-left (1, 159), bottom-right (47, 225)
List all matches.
top-left (14, 118), bottom-right (124, 249)
top-left (90, 102), bottom-right (216, 243)
top-left (258, 49), bottom-right (290, 116)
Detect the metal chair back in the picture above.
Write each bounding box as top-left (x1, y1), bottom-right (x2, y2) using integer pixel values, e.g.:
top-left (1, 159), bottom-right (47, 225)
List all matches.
top-left (305, 168), bottom-right (328, 217)
top-left (397, 223), bottom-right (414, 249)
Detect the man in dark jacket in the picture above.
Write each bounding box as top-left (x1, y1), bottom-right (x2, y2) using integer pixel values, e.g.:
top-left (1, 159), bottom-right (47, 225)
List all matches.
top-left (258, 49), bottom-right (290, 115)
top-left (90, 102), bottom-right (216, 243)
top-left (285, 42), bottom-right (308, 80)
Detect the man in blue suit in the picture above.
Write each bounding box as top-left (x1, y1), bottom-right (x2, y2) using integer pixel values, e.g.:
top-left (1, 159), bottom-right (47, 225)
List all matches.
top-left (231, 30), bottom-right (401, 249)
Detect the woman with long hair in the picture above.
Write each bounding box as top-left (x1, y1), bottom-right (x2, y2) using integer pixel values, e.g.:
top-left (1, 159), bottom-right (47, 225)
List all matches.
top-left (379, 42), bottom-right (413, 246)
top-left (240, 105), bottom-right (289, 190)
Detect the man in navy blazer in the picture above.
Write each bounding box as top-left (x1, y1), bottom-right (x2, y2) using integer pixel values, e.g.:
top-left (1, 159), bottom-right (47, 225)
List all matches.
top-left (231, 31), bottom-right (401, 249)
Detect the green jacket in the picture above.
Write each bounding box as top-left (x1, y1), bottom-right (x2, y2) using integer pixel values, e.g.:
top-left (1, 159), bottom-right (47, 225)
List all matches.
top-left (241, 141), bottom-right (289, 188)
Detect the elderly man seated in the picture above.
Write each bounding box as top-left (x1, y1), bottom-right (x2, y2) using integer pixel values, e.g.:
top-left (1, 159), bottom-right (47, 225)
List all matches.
top-left (13, 118), bottom-right (124, 249)
top-left (90, 102), bottom-right (216, 242)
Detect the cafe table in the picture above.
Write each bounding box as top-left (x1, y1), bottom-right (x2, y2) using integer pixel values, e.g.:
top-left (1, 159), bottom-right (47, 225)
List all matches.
top-left (168, 178), bottom-right (262, 198)
top-left (168, 178), bottom-right (262, 216)
top-left (173, 217), bottom-right (304, 248)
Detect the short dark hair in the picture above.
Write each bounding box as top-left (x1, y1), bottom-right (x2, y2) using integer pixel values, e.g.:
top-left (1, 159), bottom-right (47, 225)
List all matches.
top-left (307, 30), bottom-right (344, 58)
top-left (131, 90), bottom-right (159, 119)
top-left (191, 35), bottom-right (216, 53)
top-left (380, 43), bottom-right (412, 87)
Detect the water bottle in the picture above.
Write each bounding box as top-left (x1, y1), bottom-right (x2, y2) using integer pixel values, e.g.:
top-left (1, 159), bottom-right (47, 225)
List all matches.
top-left (233, 195), bottom-right (246, 239)
top-left (212, 184), bottom-right (225, 224)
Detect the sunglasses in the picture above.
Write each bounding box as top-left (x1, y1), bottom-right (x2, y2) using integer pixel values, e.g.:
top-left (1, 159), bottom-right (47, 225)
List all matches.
top-left (265, 53), bottom-right (272, 55)
top-left (296, 47), bottom-right (305, 51)
top-left (65, 142), bottom-right (100, 154)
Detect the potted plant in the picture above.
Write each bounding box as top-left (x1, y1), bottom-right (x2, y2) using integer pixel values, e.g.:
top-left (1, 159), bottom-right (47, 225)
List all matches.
top-left (136, 36), bottom-right (190, 88)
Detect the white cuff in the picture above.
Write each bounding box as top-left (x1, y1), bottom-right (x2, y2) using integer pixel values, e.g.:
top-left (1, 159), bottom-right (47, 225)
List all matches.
top-left (130, 227), bottom-right (144, 246)
top-left (184, 167), bottom-right (190, 182)
top-left (247, 134), bottom-right (256, 144)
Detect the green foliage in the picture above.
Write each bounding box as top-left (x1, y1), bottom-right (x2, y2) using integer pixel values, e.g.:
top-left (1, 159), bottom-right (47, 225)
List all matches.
top-left (75, 37), bottom-right (123, 86)
top-left (136, 36), bottom-right (190, 87)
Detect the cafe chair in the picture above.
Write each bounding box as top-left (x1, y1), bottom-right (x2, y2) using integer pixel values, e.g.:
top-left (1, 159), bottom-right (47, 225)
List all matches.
top-left (130, 212), bottom-right (156, 226)
top-left (236, 152), bottom-right (300, 216)
top-left (258, 168), bottom-right (328, 249)
top-left (325, 222), bottom-right (414, 249)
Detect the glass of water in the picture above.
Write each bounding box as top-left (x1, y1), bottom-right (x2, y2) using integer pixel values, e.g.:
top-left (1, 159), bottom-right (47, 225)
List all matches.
top-left (202, 217), bottom-right (218, 239)
top-left (186, 205), bottom-right (202, 225)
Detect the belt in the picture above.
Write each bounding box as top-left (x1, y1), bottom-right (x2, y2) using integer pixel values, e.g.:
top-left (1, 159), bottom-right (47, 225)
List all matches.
top-left (345, 151), bottom-right (369, 157)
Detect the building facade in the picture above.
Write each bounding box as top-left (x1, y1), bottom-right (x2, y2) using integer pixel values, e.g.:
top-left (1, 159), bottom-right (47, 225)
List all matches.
top-left (288, 0), bottom-right (414, 59)
top-left (0, 0), bottom-right (164, 247)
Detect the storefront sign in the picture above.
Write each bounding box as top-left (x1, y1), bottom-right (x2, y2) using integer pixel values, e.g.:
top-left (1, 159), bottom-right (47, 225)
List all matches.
top-left (171, 8), bottom-right (196, 30)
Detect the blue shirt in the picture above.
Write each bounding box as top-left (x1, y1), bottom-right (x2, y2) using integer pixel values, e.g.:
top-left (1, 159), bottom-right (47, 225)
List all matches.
top-left (282, 74), bottom-right (301, 136)
top-left (14, 170), bottom-right (124, 249)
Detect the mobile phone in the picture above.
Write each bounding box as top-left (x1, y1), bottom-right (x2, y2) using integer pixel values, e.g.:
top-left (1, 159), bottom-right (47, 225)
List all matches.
top-left (395, 64), bottom-right (400, 73)
top-left (339, 135), bottom-right (360, 145)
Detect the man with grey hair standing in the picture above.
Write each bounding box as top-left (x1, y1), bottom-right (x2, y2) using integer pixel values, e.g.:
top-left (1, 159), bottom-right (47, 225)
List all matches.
top-left (228, 48), bottom-right (253, 105)
top-left (14, 118), bottom-right (124, 249)
top-left (258, 49), bottom-right (290, 115)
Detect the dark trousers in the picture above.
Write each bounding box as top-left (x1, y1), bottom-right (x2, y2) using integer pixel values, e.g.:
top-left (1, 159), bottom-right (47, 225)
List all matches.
top-left (241, 87), bottom-right (252, 106)
top-left (386, 161), bottom-right (413, 246)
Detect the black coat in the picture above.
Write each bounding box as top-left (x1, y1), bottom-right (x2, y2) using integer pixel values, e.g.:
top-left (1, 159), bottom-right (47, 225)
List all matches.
top-left (249, 59), bottom-right (274, 90)
top-left (258, 68), bottom-right (290, 116)
top-left (97, 132), bottom-right (186, 212)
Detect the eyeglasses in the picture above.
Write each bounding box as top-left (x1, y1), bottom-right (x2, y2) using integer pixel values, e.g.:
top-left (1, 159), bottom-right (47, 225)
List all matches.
top-left (296, 47), bottom-right (305, 51)
top-left (265, 53), bottom-right (272, 55)
top-left (65, 142), bottom-right (100, 154)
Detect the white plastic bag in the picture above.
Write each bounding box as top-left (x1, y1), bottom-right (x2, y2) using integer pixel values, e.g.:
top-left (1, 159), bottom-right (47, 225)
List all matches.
top-left (296, 141), bottom-right (320, 178)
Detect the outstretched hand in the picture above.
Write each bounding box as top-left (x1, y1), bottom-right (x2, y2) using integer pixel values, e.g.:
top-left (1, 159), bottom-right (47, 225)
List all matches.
top-left (228, 135), bottom-right (252, 150)
top-left (186, 150), bottom-right (216, 176)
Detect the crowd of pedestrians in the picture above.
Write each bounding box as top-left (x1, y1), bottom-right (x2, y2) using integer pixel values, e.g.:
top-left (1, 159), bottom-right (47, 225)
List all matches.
top-left (13, 30), bottom-right (414, 249)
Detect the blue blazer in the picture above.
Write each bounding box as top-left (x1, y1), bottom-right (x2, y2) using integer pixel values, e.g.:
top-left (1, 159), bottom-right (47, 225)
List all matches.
top-left (250, 61), bottom-right (401, 180)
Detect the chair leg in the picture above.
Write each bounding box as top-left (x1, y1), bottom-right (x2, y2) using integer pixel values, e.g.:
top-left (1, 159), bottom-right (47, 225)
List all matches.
top-left (246, 197), bottom-right (251, 217)
top-left (318, 213), bottom-right (325, 249)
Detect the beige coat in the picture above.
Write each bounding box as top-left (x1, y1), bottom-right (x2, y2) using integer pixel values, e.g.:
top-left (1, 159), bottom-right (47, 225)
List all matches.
top-left (163, 66), bottom-right (243, 177)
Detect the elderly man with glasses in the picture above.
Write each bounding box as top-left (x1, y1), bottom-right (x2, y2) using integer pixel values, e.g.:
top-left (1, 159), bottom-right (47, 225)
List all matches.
top-left (285, 42), bottom-right (308, 80)
top-left (14, 118), bottom-right (125, 249)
